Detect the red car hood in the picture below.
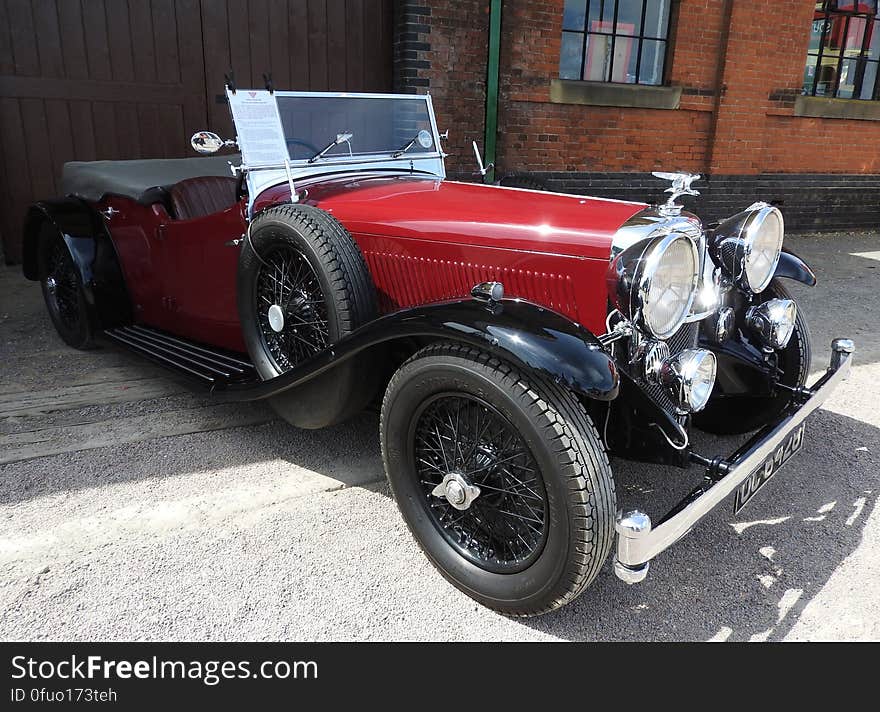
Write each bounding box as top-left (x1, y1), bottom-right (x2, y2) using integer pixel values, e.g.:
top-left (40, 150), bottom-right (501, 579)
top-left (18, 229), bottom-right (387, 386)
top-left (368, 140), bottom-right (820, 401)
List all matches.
top-left (254, 174), bottom-right (645, 261)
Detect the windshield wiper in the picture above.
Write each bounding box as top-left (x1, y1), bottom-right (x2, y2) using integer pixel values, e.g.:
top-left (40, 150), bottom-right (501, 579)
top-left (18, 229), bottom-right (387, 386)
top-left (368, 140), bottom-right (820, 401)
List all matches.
top-left (308, 132), bottom-right (353, 163)
top-left (391, 135), bottom-right (419, 158)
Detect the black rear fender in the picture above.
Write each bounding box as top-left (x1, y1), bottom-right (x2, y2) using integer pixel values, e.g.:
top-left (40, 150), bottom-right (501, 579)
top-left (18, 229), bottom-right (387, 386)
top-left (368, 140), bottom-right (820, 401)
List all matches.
top-left (23, 199), bottom-right (132, 329)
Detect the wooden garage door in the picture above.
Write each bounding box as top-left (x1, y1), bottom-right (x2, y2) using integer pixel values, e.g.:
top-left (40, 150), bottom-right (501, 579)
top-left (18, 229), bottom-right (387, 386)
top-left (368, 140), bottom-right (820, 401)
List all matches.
top-left (0, 0), bottom-right (393, 264)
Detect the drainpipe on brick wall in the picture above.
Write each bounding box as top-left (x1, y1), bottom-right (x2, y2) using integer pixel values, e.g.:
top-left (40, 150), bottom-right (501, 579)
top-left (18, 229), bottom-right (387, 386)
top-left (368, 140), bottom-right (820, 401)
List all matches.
top-left (705, 0), bottom-right (734, 175)
top-left (483, 0), bottom-right (502, 184)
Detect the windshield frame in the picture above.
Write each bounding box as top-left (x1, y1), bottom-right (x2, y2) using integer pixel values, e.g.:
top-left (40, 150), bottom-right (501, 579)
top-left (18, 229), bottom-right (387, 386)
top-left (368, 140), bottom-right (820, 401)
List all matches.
top-left (229, 90), bottom-right (445, 170)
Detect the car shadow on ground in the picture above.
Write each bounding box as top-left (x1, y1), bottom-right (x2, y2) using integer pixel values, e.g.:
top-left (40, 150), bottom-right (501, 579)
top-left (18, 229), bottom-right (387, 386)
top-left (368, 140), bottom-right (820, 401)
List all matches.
top-left (0, 410), bottom-right (386, 506)
top-left (518, 408), bottom-right (878, 641)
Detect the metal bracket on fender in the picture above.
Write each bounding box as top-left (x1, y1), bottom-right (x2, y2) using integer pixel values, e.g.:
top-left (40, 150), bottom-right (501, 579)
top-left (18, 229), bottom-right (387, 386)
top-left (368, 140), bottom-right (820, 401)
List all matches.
top-left (220, 297), bottom-right (620, 403)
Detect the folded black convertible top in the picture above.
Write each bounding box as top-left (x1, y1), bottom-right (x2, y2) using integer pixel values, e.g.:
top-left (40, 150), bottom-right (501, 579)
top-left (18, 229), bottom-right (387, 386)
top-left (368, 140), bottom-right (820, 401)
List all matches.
top-left (61, 154), bottom-right (241, 204)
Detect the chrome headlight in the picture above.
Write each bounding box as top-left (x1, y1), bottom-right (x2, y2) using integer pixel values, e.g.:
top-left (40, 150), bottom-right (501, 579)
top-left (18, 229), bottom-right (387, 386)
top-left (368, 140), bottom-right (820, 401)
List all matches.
top-left (747, 298), bottom-right (797, 350)
top-left (608, 232), bottom-right (699, 340)
top-left (658, 349), bottom-right (717, 413)
top-left (711, 203), bottom-right (784, 293)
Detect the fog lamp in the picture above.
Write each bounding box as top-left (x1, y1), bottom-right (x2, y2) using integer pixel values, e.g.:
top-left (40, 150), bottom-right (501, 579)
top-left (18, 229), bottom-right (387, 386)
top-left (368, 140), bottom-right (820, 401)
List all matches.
top-left (746, 298), bottom-right (797, 350)
top-left (658, 349), bottom-right (717, 413)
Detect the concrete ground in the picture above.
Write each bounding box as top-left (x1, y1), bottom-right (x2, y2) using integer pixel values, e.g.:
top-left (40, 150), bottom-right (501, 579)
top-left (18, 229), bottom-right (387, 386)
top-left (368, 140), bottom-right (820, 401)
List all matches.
top-left (0, 232), bottom-right (878, 642)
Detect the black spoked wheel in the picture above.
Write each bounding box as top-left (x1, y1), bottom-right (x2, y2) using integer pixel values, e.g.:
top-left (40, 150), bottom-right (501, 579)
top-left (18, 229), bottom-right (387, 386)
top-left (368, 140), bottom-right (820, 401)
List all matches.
top-left (255, 244), bottom-right (331, 372)
top-left (45, 240), bottom-right (81, 329)
top-left (382, 343), bottom-right (616, 617)
top-left (37, 224), bottom-right (95, 349)
top-left (412, 393), bottom-right (548, 574)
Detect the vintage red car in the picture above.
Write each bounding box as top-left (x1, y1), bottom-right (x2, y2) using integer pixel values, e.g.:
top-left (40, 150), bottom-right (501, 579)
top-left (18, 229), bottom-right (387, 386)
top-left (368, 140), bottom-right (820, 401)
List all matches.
top-left (21, 88), bottom-right (854, 616)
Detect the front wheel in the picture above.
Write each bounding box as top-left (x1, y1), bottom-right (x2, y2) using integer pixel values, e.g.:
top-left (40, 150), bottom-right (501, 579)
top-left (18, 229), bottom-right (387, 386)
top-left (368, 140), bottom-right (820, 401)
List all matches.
top-left (380, 343), bottom-right (616, 616)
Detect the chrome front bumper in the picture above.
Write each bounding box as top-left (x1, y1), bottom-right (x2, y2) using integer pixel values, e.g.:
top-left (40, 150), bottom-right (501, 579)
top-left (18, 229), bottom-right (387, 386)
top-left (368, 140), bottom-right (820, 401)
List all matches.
top-left (613, 338), bottom-right (855, 584)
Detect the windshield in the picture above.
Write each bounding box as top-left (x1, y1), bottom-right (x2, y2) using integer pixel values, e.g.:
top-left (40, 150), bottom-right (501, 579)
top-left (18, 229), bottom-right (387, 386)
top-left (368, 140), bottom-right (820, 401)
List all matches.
top-left (275, 95), bottom-right (437, 162)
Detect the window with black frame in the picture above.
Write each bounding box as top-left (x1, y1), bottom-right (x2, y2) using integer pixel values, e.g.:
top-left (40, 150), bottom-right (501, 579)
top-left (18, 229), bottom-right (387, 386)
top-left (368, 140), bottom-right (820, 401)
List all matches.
top-left (804, 1), bottom-right (880, 99)
top-left (559, 1), bottom-right (672, 85)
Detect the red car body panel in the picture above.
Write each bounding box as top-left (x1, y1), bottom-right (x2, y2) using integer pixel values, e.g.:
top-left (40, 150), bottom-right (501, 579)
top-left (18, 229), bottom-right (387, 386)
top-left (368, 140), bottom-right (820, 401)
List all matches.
top-left (98, 195), bottom-right (247, 351)
top-left (259, 175), bottom-right (645, 336)
top-left (98, 175), bottom-right (645, 353)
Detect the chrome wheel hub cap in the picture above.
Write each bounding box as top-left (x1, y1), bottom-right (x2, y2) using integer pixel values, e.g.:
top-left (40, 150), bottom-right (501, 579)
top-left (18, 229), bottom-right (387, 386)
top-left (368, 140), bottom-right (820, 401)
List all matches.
top-left (45, 276), bottom-right (57, 293)
top-left (267, 304), bottom-right (285, 333)
top-left (431, 472), bottom-right (481, 511)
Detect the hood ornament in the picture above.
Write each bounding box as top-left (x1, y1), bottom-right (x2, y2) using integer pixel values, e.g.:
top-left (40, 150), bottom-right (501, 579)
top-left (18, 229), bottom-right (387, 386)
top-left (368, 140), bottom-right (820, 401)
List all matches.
top-left (652, 172), bottom-right (701, 217)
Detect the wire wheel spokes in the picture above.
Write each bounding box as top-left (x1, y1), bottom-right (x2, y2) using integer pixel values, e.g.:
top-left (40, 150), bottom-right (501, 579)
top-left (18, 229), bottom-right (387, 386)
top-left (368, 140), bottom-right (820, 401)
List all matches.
top-left (255, 245), bottom-right (331, 372)
top-left (45, 241), bottom-right (81, 329)
top-left (411, 393), bottom-right (549, 573)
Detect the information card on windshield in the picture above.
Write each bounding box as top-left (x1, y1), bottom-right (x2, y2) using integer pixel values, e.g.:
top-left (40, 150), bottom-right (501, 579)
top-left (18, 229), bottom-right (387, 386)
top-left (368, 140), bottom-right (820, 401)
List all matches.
top-left (227, 89), bottom-right (288, 167)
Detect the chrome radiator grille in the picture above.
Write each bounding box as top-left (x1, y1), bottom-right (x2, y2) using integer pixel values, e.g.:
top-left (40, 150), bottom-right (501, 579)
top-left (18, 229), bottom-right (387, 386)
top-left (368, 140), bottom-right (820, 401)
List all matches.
top-left (643, 321), bottom-right (700, 415)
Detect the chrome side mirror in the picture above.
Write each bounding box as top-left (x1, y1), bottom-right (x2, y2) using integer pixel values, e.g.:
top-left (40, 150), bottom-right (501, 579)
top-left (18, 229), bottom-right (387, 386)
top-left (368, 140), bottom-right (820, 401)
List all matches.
top-left (191, 131), bottom-right (227, 154)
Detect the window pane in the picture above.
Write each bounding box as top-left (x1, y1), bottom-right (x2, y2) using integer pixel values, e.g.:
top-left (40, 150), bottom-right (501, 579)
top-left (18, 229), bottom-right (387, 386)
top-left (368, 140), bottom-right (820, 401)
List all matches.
top-left (814, 56), bottom-right (838, 95)
top-left (868, 19), bottom-right (880, 59)
top-left (616, 0), bottom-right (644, 37)
top-left (563, 0), bottom-right (587, 31)
top-left (643, 0), bottom-right (671, 40)
top-left (808, 16), bottom-right (827, 53)
top-left (837, 57), bottom-right (858, 97)
top-left (615, 35), bottom-right (640, 83)
top-left (844, 15), bottom-right (868, 51)
top-left (560, 31), bottom-right (584, 80)
top-left (639, 39), bottom-right (666, 85)
top-left (860, 60), bottom-right (878, 99)
top-left (835, 0), bottom-right (878, 11)
top-left (588, 0), bottom-right (610, 30)
top-left (583, 33), bottom-right (613, 81)
top-left (804, 53), bottom-right (819, 92)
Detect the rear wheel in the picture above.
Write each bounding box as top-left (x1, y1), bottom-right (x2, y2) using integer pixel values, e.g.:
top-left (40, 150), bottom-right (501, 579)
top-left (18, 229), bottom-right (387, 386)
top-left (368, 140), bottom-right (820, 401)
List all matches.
top-left (380, 343), bottom-right (615, 616)
top-left (37, 223), bottom-right (96, 350)
top-left (694, 280), bottom-right (811, 435)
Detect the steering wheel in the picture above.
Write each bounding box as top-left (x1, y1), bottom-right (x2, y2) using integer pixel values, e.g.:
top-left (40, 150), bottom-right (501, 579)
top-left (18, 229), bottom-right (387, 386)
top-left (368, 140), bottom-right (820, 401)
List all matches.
top-left (285, 138), bottom-right (320, 160)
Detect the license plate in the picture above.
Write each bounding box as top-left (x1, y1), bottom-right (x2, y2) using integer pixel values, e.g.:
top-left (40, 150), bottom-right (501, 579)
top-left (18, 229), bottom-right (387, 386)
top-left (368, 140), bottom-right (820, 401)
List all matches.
top-left (733, 423), bottom-right (806, 515)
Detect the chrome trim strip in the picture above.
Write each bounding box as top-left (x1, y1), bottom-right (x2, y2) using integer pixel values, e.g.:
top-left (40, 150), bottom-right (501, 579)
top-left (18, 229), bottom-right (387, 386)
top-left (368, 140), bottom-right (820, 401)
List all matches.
top-left (615, 339), bottom-right (854, 570)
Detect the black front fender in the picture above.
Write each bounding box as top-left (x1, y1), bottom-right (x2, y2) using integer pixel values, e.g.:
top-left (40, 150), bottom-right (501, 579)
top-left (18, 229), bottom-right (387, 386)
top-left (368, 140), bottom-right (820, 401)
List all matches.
top-left (774, 248), bottom-right (817, 286)
top-left (223, 298), bottom-right (619, 402)
top-left (22, 198), bottom-right (131, 329)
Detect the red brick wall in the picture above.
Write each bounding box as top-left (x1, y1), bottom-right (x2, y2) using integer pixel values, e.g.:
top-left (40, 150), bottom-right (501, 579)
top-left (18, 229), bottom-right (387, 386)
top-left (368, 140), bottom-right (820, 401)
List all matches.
top-left (396, 0), bottom-right (880, 178)
top-left (394, 1), bottom-right (490, 176)
top-left (498, 0), bottom-right (718, 175)
top-left (715, 1), bottom-right (880, 174)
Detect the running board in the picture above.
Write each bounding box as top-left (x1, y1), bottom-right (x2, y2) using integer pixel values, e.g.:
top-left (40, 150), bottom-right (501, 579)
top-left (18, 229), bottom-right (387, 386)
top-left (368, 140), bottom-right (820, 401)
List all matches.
top-left (104, 325), bottom-right (258, 387)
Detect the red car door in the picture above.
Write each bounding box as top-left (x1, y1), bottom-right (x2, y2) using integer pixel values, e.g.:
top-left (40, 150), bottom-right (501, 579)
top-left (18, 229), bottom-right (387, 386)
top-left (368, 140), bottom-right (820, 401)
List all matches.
top-left (158, 202), bottom-right (248, 352)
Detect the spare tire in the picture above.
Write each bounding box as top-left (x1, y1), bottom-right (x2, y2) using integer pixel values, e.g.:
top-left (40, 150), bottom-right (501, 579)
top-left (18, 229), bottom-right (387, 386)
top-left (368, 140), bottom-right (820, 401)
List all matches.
top-left (237, 203), bottom-right (378, 428)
